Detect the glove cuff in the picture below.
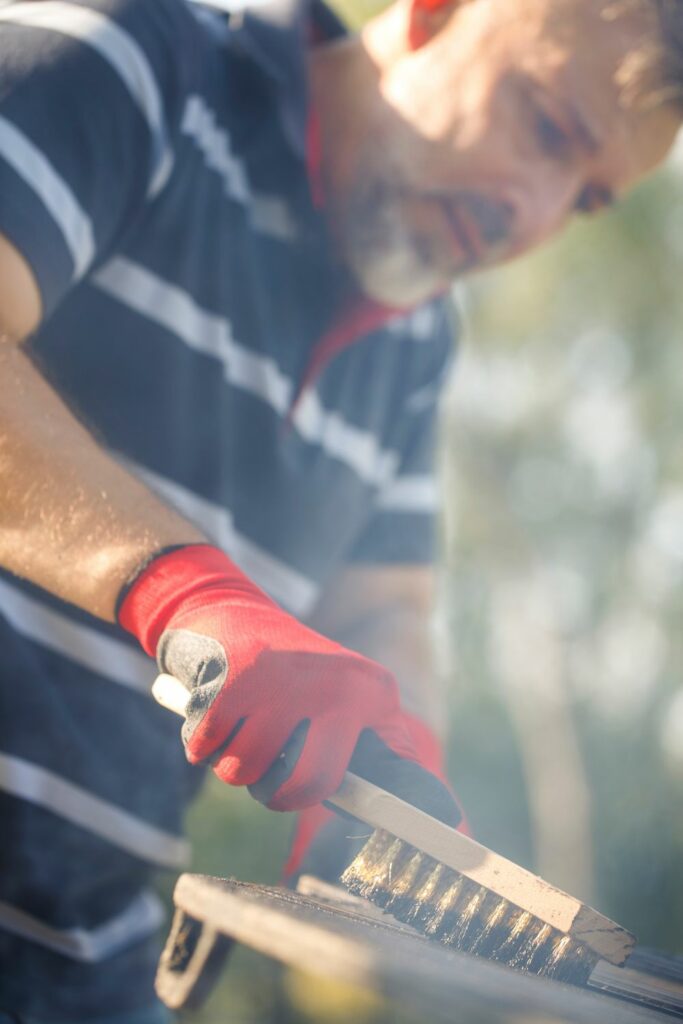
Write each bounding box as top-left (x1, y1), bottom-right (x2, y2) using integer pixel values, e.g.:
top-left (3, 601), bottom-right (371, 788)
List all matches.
top-left (117, 543), bottom-right (269, 656)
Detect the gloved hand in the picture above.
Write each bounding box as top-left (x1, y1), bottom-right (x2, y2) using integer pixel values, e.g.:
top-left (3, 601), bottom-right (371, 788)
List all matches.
top-left (284, 711), bottom-right (468, 884)
top-left (118, 544), bottom-right (416, 810)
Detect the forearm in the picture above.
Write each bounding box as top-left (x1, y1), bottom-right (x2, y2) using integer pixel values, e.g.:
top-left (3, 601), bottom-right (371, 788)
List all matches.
top-left (0, 342), bottom-right (205, 621)
top-left (337, 606), bottom-right (444, 734)
top-left (309, 566), bottom-right (448, 740)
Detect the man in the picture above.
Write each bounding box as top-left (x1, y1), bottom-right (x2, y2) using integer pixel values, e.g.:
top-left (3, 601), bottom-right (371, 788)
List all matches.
top-left (0, 0), bottom-right (678, 1018)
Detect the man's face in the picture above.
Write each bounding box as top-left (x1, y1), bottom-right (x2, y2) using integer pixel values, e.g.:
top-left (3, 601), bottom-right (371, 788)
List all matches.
top-left (323, 0), bottom-right (679, 307)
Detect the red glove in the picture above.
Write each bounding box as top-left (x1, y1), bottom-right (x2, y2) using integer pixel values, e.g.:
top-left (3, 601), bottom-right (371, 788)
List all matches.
top-left (284, 710), bottom-right (469, 881)
top-left (118, 544), bottom-right (414, 810)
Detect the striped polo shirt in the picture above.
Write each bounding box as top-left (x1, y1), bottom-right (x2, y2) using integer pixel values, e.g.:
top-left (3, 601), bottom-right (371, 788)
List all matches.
top-left (0, 0), bottom-right (457, 1014)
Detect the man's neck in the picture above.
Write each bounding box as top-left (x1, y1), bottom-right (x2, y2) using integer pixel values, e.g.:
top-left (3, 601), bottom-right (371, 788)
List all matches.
top-left (308, 31), bottom-right (380, 210)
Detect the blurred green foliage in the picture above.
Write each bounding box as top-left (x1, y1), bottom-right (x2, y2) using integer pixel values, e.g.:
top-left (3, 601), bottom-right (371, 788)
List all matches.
top-left (442, 163), bottom-right (683, 951)
top-left (163, 8), bottom-right (683, 1022)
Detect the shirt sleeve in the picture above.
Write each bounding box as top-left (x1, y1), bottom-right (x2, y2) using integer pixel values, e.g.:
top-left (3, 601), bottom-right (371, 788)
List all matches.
top-left (0, 0), bottom-right (199, 321)
top-left (347, 300), bottom-right (458, 566)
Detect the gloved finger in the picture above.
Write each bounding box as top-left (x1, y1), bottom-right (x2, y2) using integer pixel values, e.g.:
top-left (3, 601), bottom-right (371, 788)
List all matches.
top-left (266, 719), bottom-right (359, 812)
top-left (157, 628), bottom-right (235, 756)
top-left (348, 729), bottom-right (462, 829)
top-left (158, 628), bottom-right (228, 695)
top-left (182, 688), bottom-right (246, 762)
top-left (247, 720), bottom-right (310, 803)
top-left (208, 715), bottom-right (299, 787)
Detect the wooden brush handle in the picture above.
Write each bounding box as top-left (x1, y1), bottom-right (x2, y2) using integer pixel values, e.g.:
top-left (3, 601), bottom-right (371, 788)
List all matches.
top-left (152, 673), bottom-right (635, 967)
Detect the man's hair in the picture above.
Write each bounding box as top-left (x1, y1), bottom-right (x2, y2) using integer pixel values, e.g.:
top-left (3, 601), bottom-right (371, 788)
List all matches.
top-left (653, 0), bottom-right (683, 110)
top-left (611, 0), bottom-right (683, 112)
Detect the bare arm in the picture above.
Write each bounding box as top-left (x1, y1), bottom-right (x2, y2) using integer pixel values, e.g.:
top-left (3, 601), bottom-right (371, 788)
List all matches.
top-left (307, 564), bottom-right (447, 738)
top-left (0, 235), bottom-right (205, 621)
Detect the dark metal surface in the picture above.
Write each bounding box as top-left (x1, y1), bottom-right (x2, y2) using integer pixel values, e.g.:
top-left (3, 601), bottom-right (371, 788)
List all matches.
top-left (589, 950), bottom-right (683, 1019)
top-left (157, 873), bottom-right (680, 1023)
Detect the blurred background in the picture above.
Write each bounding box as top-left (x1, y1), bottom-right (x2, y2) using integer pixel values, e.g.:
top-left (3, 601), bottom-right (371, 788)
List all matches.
top-left (166, 2), bottom-right (683, 1019)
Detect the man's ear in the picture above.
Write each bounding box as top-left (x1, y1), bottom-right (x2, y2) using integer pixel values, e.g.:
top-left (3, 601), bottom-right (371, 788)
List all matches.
top-left (407, 0), bottom-right (458, 49)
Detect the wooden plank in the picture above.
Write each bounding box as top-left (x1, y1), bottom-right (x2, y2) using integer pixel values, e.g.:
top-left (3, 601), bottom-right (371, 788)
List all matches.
top-left (167, 874), bottom-right (674, 1024)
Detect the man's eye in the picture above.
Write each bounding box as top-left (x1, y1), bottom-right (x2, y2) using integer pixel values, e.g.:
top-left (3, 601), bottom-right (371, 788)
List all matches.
top-left (536, 111), bottom-right (570, 158)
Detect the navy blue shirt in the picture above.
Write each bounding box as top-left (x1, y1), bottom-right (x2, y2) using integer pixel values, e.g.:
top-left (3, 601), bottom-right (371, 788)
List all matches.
top-left (0, 0), bottom-right (456, 1014)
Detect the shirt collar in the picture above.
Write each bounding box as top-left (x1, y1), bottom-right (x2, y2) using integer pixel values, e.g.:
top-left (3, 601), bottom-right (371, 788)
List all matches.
top-left (193, 0), bottom-right (406, 394)
top-left (211, 0), bottom-right (347, 156)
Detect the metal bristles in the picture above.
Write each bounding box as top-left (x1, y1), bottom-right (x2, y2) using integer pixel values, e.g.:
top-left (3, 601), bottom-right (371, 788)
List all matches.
top-left (340, 830), bottom-right (599, 987)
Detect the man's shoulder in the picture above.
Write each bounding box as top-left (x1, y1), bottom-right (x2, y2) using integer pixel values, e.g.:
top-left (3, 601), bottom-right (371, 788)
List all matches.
top-left (90, 0), bottom-right (206, 58)
top-left (0, 0), bottom-right (207, 76)
top-left (67, 0), bottom-right (197, 27)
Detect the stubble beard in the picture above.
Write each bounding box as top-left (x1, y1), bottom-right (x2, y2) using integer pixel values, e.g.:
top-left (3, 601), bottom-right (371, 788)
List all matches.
top-left (334, 177), bottom-right (447, 309)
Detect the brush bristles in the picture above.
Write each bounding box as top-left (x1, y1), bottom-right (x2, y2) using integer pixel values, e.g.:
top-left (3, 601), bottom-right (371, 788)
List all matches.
top-left (340, 830), bottom-right (599, 986)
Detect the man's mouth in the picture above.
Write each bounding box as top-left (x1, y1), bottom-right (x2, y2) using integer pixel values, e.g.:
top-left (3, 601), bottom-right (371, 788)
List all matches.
top-left (441, 199), bottom-right (483, 268)
top-left (440, 194), bottom-right (511, 271)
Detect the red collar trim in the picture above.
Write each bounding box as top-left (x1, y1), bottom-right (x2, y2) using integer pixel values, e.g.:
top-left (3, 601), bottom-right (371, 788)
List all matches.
top-left (299, 112), bottom-right (400, 416)
top-left (289, 296), bottom-right (402, 417)
top-left (306, 110), bottom-right (325, 208)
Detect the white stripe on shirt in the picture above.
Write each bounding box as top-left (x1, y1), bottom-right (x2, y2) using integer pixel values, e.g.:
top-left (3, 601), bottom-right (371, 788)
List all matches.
top-left (293, 392), bottom-right (398, 489)
top-left (377, 474), bottom-right (437, 513)
top-left (0, 889), bottom-right (164, 963)
top-left (181, 94), bottom-right (297, 239)
top-left (181, 94), bottom-right (248, 202)
top-left (387, 305), bottom-right (438, 342)
top-left (0, 116), bottom-right (95, 277)
top-left (0, 753), bottom-right (190, 867)
top-left (0, 1), bottom-right (173, 195)
top-left (126, 460), bottom-right (320, 617)
top-left (0, 577), bottom-right (153, 694)
top-left (251, 192), bottom-right (298, 241)
top-left (93, 255), bottom-right (292, 408)
top-left (93, 257), bottom-right (400, 488)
